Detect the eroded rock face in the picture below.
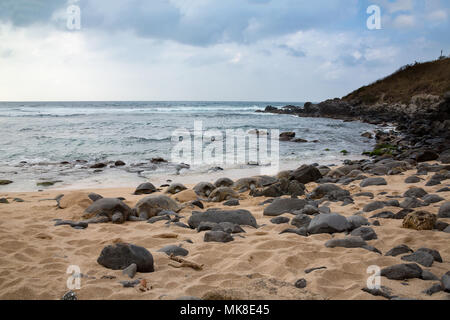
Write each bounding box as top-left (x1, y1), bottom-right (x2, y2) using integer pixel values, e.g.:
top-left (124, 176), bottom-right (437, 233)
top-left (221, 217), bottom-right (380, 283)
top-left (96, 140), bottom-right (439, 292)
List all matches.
top-left (97, 243), bottom-right (154, 272)
top-left (402, 211), bottom-right (437, 231)
top-left (134, 195), bottom-right (181, 220)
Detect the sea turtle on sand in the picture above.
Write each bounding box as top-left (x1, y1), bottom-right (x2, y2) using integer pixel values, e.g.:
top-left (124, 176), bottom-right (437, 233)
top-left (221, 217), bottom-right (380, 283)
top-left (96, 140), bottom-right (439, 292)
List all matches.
top-left (193, 182), bottom-right (216, 198)
top-left (82, 198), bottom-right (133, 224)
top-left (133, 195), bottom-right (181, 220)
top-left (214, 178), bottom-right (234, 188)
top-left (232, 177), bottom-right (261, 193)
top-left (133, 182), bottom-right (157, 195)
top-left (208, 187), bottom-right (239, 203)
top-left (165, 183), bottom-right (187, 194)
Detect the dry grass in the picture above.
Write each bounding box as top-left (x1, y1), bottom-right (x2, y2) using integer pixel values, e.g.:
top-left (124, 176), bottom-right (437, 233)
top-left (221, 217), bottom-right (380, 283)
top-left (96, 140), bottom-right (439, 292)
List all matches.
top-left (343, 57), bottom-right (450, 105)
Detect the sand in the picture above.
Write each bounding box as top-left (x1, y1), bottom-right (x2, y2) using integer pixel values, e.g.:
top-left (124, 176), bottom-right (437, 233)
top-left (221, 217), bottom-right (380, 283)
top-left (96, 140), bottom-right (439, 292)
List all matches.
top-left (0, 168), bottom-right (449, 300)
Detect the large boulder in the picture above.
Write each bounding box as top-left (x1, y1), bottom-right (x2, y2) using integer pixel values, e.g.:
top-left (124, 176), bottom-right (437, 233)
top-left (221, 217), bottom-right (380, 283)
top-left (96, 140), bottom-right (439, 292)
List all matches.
top-left (263, 198), bottom-right (307, 216)
top-left (134, 195), bottom-right (181, 220)
top-left (97, 243), bottom-right (154, 272)
top-left (380, 263), bottom-right (423, 280)
top-left (402, 211), bottom-right (437, 231)
top-left (289, 165), bottom-right (322, 184)
top-left (188, 209), bottom-right (258, 229)
top-left (438, 202), bottom-right (450, 218)
top-left (307, 213), bottom-right (350, 235)
top-left (401, 251), bottom-right (434, 268)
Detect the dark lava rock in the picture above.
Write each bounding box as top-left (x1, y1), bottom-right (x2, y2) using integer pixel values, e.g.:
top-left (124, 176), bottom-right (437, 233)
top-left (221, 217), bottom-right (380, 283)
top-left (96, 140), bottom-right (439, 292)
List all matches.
top-left (204, 231), bottom-right (234, 243)
top-left (437, 187), bottom-right (450, 193)
top-left (122, 263), bottom-right (137, 279)
top-left (416, 248), bottom-right (443, 263)
top-left (421, 270), bottom-right (440, 281)
top-left (363, 201), bottom-right (385, 212)
top-left (400, 197), bottom-right (426, 209)
top-left (120, 279), bottom-right (141, 288)
top-left (88, 192), bottom-right (103, 202)
top-left (279, 227), bottom-right (308, 237)
top-left (401, 251), bottom-right (434, 267)
top-left (270, 216), bottom-right (290, 224)
top-left (442, 272), bottom-right (450, 292)
top-left (97, 243), bottom-right (154, 272)
top-left (289, 165), bottom-right (322, 184)
top-left (404, 187), bottom-right (427, 199)
top-left (362, 286), bottom-right (394, 300)
top-left (423, 194), bottom-right (445, 204)
top-left (350, 227), bottom-right (378, 241)
top-left (157, 245), bottom-right (189, 257)
top-left (263, 198), bottom-right (306, 216)
top-left (438, 202), bottom-right (450, 218)
top-left (385, 245), bottom-right (414, 257)
top-left (370, 211), bottom-right (395, 219)
top-left (416, 150), bottom-right (439, 163)
top-left (305, 266), bottom-right (327, 274)
top-left (309, 184), bottom-right (350, 201)
top-left (380, 263), bottom-right (423, 280)
top-left (54, 220), bottom-right (88, 230)
top-left (147, 215), bottom-right (171, 224)
top-left (291, 214), bottom-right (312, 228)
top-left (394, 209), bottom-right (414, 220)
top-left (188, 209), bottom-right (258, 229)
top-left (0, 180), bottom-right (13, 185)
top-left (423, 283), bottom-right (442, 296)
top-left (191, 200), bottom-right (204, 209)
top-left (223, 199), bottom-right (240, 206)
top-left (307, 213), bottom-right (350, 234)
top-left (444, 226), bottom-right (450, 233)
top-left (115, 160), bottom-right (126, 166)
top-left (354, 192), bottom-right (374, 199)
top-left (372, 220), bottom-right (381, 226)
top-left (405, 176), bottom-right (421, 184)
top-left (294, 279), bottom-right (307, 289)
top-left (0, 198), bottom-right (9, 204)
top-left (325, 236), bottom-right (367, 248)
top-left (360, 177), bottom-right (387, 187)
top-left (90, 163), bottom-right (106, 169)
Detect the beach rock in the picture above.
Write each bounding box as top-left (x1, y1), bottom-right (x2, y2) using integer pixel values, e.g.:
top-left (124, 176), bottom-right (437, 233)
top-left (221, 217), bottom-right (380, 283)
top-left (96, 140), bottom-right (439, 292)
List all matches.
top-left (401, 251), bottom-right (434, 267)
top-left (191, 200), bottom-right (204, 209)
top-left (188, 209), bottom-right (258, 229)
top-left (279, 132), bottom-right (296, 141)
top-left (416, 150), bottom-right (439, 163)
top-left (362, 286), bottom-right (394, 300)
top-left (350, 227), bottom-right (377, 240)
top-left (208, 187), bottom-right (238, 202)
top-left (223, 199), bottom-right (240, 206)
top-left (134, 182), bottom-right (157, 195)
top-left (444, 226), bottom-right (450, 233)
top-left (88, 192), bottom-right (103, 202)
top-left (437, 187), bottom-right (450, 192)
top-left (157, 245), bottom-right (189, 257)
top-left (251, 185), bottom-right (284, 198)
top-left (83, 198), bottom-right (132, 224)
top-left (380, 263), bottom-right (423, 280)
top-left (405, 176), bottom-right (421, 184)
top-left (402, 211), bottom-right (437, 230)
top-left (438, 202), bottom-right (450, 218)
top-left (263, 198), bottom-right (306, 216)
top-left (204, 231), bottom-right (234, 243)
top-left (347, 216), bottom-right (370, 230)
top-left (289, 165), bottom-right (322, 184)
top-left (122, 263), bottom-right (137, 278)
top-left (423, 283), bottom-right (442, 296)
top-left (370, 211), bottom-right (395, 219)
top-left (434, 220), bottom-right (449, 231)
top-left (360, 177), bottom-right (387, 187)
top-left (416, 248), bottom-right (443, 263)
top-left (151, 157), bottom-right (167, 164)
top-left (307, 213), bottom-right (350, 235)
top-left (291, 214), bottom-right (312, 229)
top-left (120, 279), bottom-right (141, 288)
top-left (325, 236), bottom-right (367, 249)
top-left (134, 195), bottom-right (181, 220)
top-left (165, 183), bottom-right (187, 194)
top-left (0, 198), bottom-right (9, 204)
top-left (270, 216), bottom-right (290, 224)
top-left (147, 215), bottom-right (170, 224)
top-left (214, 178), bottom-right (234, 188)
top-left (294, 279), bottom-right (307, 289)
top-left (0, 180), bottom-right (13, 185)
top-left (90, 163), bottom-right (106, 169)
top-left (421, 270), bottom-right (439, 281)
top-left (54, 220), bottom-right (88, 229)
top-left (279, 227), bottom-right (308, 236)
top-left (217, 222), bottom-right (246, 234)
top-left (423, 194), bottom-right (445, 204)
top-left (385, 245), bottom-right (414, 257)
top-left (97, 243), bottom-right (154, 272)
top-left (197, 221), bottom-right (218, 232)
top-left (404, 187), bottom-right (427, 199)
top-left (400, 197), bottom-right (426, 209)
top-left (354, 192), bottom-right (374, 199)
top-left (114, 160), bottom-right (126, 166)
top-left (442, 272), bottom-right (450, 292)
top-left (394, 209), bottom-right (413, 220)
top-left (363, 201), bottom-right (385, 212)
top-left (193, 182), bottom-right (216, 197)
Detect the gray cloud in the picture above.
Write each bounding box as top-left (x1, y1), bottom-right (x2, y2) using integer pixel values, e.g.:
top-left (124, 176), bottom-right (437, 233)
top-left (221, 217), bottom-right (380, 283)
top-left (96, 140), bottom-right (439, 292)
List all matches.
top-left (0, 0), bottom-right (65, 26)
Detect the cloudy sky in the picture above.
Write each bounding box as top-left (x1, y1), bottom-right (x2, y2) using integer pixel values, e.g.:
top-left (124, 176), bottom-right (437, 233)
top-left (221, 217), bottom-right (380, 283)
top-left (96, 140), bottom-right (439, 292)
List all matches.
top-left (0, 0), bottom-right (449, 101)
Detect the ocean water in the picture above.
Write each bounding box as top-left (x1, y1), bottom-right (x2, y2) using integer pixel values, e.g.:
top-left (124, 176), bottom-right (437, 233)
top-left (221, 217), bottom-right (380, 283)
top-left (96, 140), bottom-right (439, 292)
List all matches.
top-left (0, 101), bottom-right (377, 191)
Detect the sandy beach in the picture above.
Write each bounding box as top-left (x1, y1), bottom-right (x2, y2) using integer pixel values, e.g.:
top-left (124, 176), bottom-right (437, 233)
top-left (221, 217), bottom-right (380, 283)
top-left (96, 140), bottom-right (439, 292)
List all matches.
top-left (0, 164), bottom-right (448, 300)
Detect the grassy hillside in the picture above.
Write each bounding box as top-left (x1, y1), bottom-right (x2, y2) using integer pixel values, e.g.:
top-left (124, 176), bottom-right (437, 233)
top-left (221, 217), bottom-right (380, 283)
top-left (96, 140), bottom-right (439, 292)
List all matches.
top-left (342, 57), bottom-right (450, 105)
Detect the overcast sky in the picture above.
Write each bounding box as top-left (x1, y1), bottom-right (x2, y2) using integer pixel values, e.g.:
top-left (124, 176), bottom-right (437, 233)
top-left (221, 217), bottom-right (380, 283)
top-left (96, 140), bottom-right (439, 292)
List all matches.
top-left (0, 0), bottom-right (449, 101)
